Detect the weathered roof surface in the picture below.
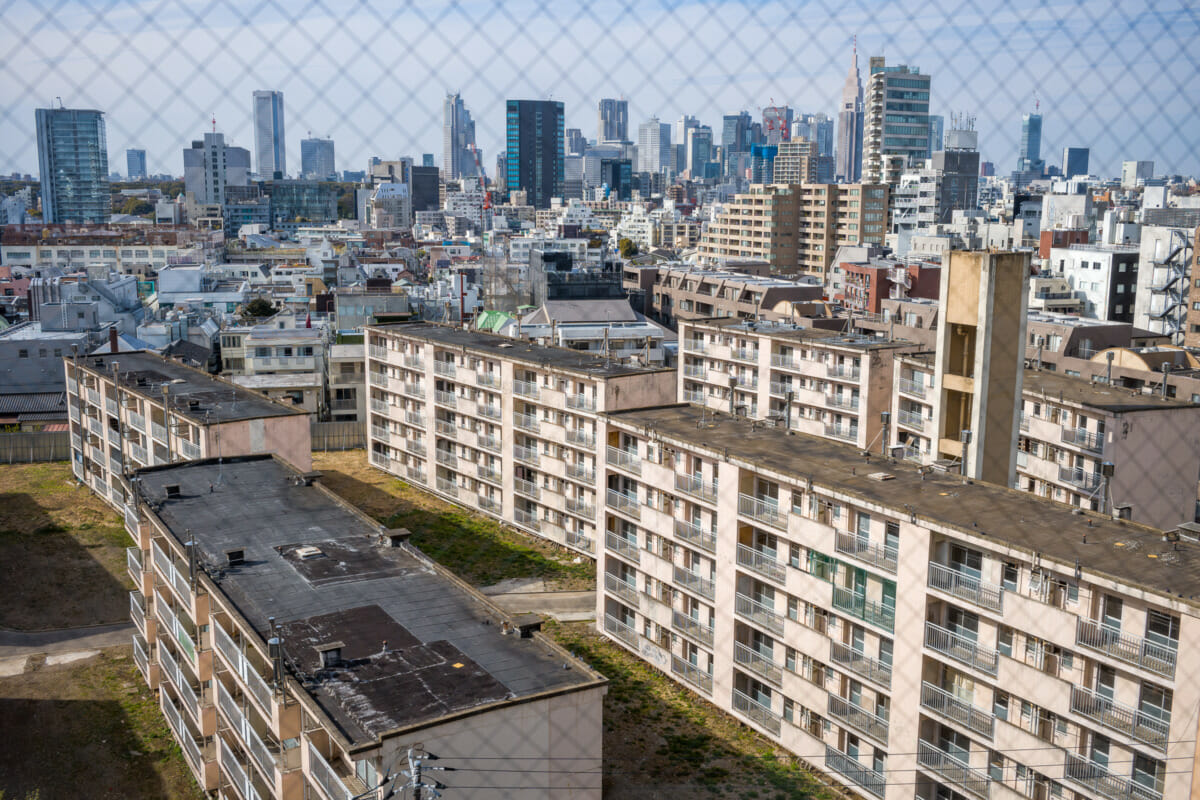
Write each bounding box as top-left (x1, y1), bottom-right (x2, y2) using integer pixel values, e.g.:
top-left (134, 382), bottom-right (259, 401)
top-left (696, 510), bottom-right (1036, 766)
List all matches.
top-left (1023, 369), bottom-right (1200, 412)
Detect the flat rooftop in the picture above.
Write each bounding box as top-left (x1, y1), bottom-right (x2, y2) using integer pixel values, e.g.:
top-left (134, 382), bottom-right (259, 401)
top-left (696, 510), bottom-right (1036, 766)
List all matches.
top-left (1024, 369), bottom-right (1200, 412)
top-left (0, 321), bottom-right (89, 341)
top-left (606, 404), bottom-right (1200, 603)
top-left (688, 318), bottom-right (918, 352)
top-left (134, 456), bottom-right (602, 746)
top-left (78, 351), bottom-right (305, 423)
top-left (371, 322), bottom-right (674, 378)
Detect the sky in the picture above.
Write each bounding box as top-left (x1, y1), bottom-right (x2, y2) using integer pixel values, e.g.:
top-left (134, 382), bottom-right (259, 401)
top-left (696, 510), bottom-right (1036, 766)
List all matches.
top-left (1, 0), bottom-right (1198, 181)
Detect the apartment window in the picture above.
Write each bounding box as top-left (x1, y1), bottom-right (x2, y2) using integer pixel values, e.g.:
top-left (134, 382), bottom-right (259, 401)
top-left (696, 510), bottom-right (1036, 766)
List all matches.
top-left (993, 692), bottom-right (1009, 721)
top-left (1145, 610), bottom-right (1180, 649)
top-left (17, 349), bottom-right (27, 358)
top-left (1002, 562), bottom-right (1018, 591)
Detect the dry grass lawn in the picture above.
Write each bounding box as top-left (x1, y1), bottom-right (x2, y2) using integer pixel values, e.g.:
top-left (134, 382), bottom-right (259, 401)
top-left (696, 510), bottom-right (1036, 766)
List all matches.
top-left (0, 462), bottom-right (131, 630)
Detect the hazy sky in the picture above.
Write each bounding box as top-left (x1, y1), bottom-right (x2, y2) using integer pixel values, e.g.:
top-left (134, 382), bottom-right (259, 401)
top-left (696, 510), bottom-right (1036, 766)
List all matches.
top-left (2, 0), bottom-right (1198, 180)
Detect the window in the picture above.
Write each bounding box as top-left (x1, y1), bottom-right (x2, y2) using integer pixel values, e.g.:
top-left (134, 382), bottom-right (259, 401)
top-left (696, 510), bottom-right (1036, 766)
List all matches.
top-left (1145, 610), bottom-right (1180, 649)
top-left (993, 692), bottom-right (1009, 721)
top-left (17, 349), bottom-right (27, 358)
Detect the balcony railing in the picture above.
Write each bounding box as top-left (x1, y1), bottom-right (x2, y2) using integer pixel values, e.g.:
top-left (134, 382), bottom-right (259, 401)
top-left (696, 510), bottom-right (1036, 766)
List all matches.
top-left (832, 586), bottom-right (895, 632)
top-left (898, 377), bottom-right (926, 397)
top-left (673, 565), bottom-right (715, 600)
top-left (513, 445), bottom-right (540, 466)
top-left (513, 380), bottom-right (540, 399)
top-left (478, 434), bottom-right (501, 453)
top-left (606, 445), bottom-right (642, 475)
top-left (132, 632), bottom-right (149, 680)
top-left (927, 562), bottom-right (1003, 612)
top-left (369, 398), bottom-right (389, 415)
top-left (307, 740), bottom-right (354, 800)
top-left (219, 737), bottom-right (262, 800)
top-left (834, 531), bottom-right (898, 574)
top-left (916, 740), bottom-right (990, 800)
top-left (824, 393), bottom-right (859, 411)
top-left (896, 408), bottom-right (926, 431)
top-left (682, 389), bottom-right (704, 404)
top-left (830, 641), bottom-right (892, 688)
top-left (402, 382), bottom-right (425, 399)
top-left (152, 540), bottom-right (193, 607)
top-left (828, 363), bottom-right (862, 380)
top-left (823, 423), bottom-right (859, 442)
top-left (732, 688), bottom-right (781, 735)
top-left (434, 449), bottom-right (457, 468)
top-left (604, 613), bottom-right (639, 648)
top-left (671, 611), bottom-right (715, 647)
top-left (683, 364), bottom-right (707, 378)
top-left (564, 497), bottom-right (595, 519)
top-left (370, 425), bottom-right (391, 442)
top-left (675, 473), bottom-right (718, 503)
top-left (404, 438), bottom-right (424, 454)
top-left (434, 419), bottom-right (456, 437)
top-left (606, 489), bottom-right (640, 519)
top-left (130, 590), bottom-right (147, 635)
top-left (433, 390), bottom-right (456, 408)
top-left (736, 543), bottom-right (786, 584)
top-left (435, 477), bottom-right (460, 497)
top-left (1075, 618), bottom-right (1177, 678)
top-left (405, 411), bottom-right (425, 428)
top-left (126, 546), bottom-right (142, 582)
top-left (212, 622), bottom-right (272, 713)
top-left (828, 694), bottom-right (889, 743)
top-left (1063, 752), bottom-right (1162, 800)
top-left (604, 573), bottom-right (640, 606)
top-left (476, 464), bottom-right (501, 484)
top-left (513, 508), bottom-right (540, 530)
top-left (476, 371), bottom-right (499, 388)
top-left (825, 744), bottom-right (885, 798)
top-left (734, 641), bottom-right (782, 685)
top-left (478, 403), bottom-right (502, 420)
top-left (159, 642), bottom-right (200, 715)
top-left (151, 421), bottom-right (168, 443)
top-left (674, 519), bottom-right (716, 553)
top-left (513, 412), bottom-right (539, 432)
top-left (732, 348), bottom-right (758, 363)
top-left (671, 655), bottom-right (713, 693)
top-left (513, 477), bottom-right (539, 500)
top-left (566, 428), bottom-right (595, 447)
top-left (433, 360), bottom-right (456, 378)
top-left (735, 593), bottom-right (784, 637)
top-left (216, 680), bottom-right (277, 779)
top-left (478, 495), bottom-right (501, 514)
top-left (1070, 685), bottom-right (1169, 750)
top-left (179, 439), bottom-right (200, 460)
top-left (566, 393), bottom-right (596, 412)
top-left (161, 693), bottom-right (202, 776)
top-left (921, 681), bottom-right (994, 738)
top-left (566, 529), bottom-right (594, 553)
top-left (1063, 426), bottom-right (1105, 453)
top-left (924, 621), bottom-right (998, 676)
top-left (738, 493), bottom-right (784, 529)
top-left (1058, 465), bottom-right (1103, 492)
top-left (565, 462), bottom-right (595, 482)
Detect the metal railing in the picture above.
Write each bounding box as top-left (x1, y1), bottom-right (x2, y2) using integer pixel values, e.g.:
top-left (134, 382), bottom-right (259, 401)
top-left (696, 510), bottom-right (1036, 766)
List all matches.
top-left (435, 476), bottom-right (460, 497)
top-left (478, 434), bottom-right (501, 452)
top-left (736, 543), bottom-right (786, 584)
top-left (132, 633), bottom-right (149, 680)
top-left (513, 508), bottom-right (540, 530)
top-left (682, 389), bottom-right (705, 404)
top-left (433, 360), bottom-right (456, 377)
top-left (368, 344), bottom-right (388, 361)
top-left (478, 403), bottom-right (502, 419)
top-left (825, 744), bottom-right (885, 798)
top-left (673, 564), bottom-right (715, 600)
top-left (732, 347), bottom-right (758, 363)
top-left (370, 425), bottom-right (390, 442)
top-left (566, 393), bottom-right (596, 412)
top-left (927, 562), bottom-right (1004, 612)
top-left (824, 393), bottom-right (859, 410)
top-left (513, 477), bottom-right (540, 500)
top-left (513, 380), bottom-right (540, 399)
top-left (829, 641), bottom-right (892, 688)
top-left (155, 599), bottom-right (196, 663)
top-left (213, 622), bottom-right (273, 714)
top-left (434, 390), bottom-right (457, 408)
top-left (369, 398), bottom-right (389, 414)
top-left (566, 529), bottom-right (594, 553)
top-left (160, 693), bottom-right (202, 775)
top-left (307, 740), bottom-right (354, 800)
top-left (683, 364), bottom-right (707, 378)
top-left (179, 439), bottom-right (200, 460)
top-left (220, 737), bottom-right (262, 800)
top-left (604, 572), bottom-right (640, 605)
top-left (898, 377), bottom-right (926, 397)
top-left (1058, 464), bottom-right (1103, 491)
top-left (126, 545), bottom-right (142, 581)
top-left (828, 363), bottom-right (862, 380)
top-left (606, 488), bottom-right (641, 518)
top-left (1063, 752), bottom-right (1162, 800)
top-left (406, 467), bottom-right (426, 484)
top-left (434, 419), bottom-right (456, 437)
top-left (477, 495), bottom-right (501, 514)
top-left (565, 462), bottom-right (595, 482)
top-left (510, 411), bottom-right (537, 432)
top-left (565, 497), bottom-right (595, 519)
top-left (605, 531), bottom-right (640, 562)
top-left (823, 423), bottom-right (859, 442)
top-left (675, 473), bottom-right (718, 503)
top-left (924, 621), bottom-right (999, 676)
top-left (159, 642), bottom-right (199, 716)
top-left (604, 613), bottom-right (639, 647)
top-left (734, 641), bottom-right (782, 685)
top-left (738, 493), bottom-right (785, 528)
top-left (513, 444), bottom-right (540, 465)
top-left (832, 586), bottom-right (895, 632)
top-left (916, 740), bottom-right (990, 800)
top-left (152, 540), bottom-right (193, 608)
top-left (151, 421), bottom-right (168, 443)
top-left (732, 688), bottom-right (781, 735)
top-left (834, 531), bottom-right (898, 574)
top-left (1070, 685), bottom-right (1169, 750)
top-left (671, 610), bottom-right (715, 647)
top-left (566, 428), bottom-right (596, 447)
top-left (402, 382), bottom-right (425, 398)
top-left (828, 693), bottom-right (889, 743)
top-left (1062, 426), bottom-right (1105, 452)
top-left (674, 519), bottom-right (716, 553)
top-left (1075, 618), bottom-right (1177, 678)
top-left (896, 408), bottom-right (926, 431)
top-left (671, 654), bottom-right (713, 693)
top-left (734, 593), bottom-right (784, 636)
top-left (405, 411), bottom-right (425, 428)
top-left (130, 590), bottom-right (147, 635)
top-left (405, 438), bottom-right (425, 454)
top-left (921, 681), bottom-right (994, 738)
top-left (403, 354), bottom-right (423, 370)
top-left (434, 449), bottom-right (457, 468)
top-left (476, 372), bottom-right (499, 388)
top-left (476, 464), bottom-right (501, 484)
top-left (606, 445), bottom-right (642, 475)
top-left (216, 680), bottom-right (276, 780)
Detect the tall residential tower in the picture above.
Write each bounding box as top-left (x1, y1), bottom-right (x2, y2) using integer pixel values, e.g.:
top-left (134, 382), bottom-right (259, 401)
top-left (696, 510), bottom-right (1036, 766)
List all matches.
top-left (505, 99), bottom-right (564, 209)
top-left (863, 57), bottom-right (931, 184)
top-left (35, 107), bottom-right (110, 224)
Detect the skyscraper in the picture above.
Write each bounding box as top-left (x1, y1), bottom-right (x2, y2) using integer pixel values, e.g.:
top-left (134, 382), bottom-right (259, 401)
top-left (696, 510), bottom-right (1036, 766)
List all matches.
top-left (1062, 146), bottom-right (1089, 178)
top-left (792, 114), bottom-right (834, 158)
top-left (183, 132), bottom-right (250, 205)
top-left (505, 99), bottom-right (564, 209)
top-left (685, 126), bottom-right (712, 177)
top-left (762, 105), bottom-right (793, 145)
top-left (637, 117), bottom-right (671, 173)
top-left (1018, 112), bottom-right (1043, 174)
top-left (597, 98), bottom-right (628, 144)
top-left (252, 90), bottom-right (286, 178)
top-left (35, 106), bottom-right (110, 224)
top-left (721, 112), bottom-right (753, 178)
top-left (126, 148), bottom-right (147, 180)
top-left (928, 114), bottom-right (945, 154)
top-left (835, 45), bottom-right (864, 182)
top-left (443, 93), bottom-right (477, 180)
top-left (863, 57), bottom-right (931, 184)
top-left (565, 128), bottom-right (587, 156)
top-left (675, 115), bottom-right (699, 148)
top-left (300, 137), bottom-right (336, 180)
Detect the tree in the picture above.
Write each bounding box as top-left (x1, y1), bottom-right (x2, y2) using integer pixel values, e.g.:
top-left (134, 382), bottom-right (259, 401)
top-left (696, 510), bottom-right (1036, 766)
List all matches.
top-left (618, 237), bottom-right (639, 259)
top-left (119, 197), bottom-right (153, 216)
top-left (243, 298), bottom-right (276, 317)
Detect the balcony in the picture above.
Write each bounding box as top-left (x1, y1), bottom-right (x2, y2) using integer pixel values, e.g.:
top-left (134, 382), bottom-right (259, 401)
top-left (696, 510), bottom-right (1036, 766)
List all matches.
top-left (219, 737), bottom-right (261, 800)
top-left (1070, 685), bottom-right (1169, 750)
top-left (896, 408), bottom-right (926, 431)
top-left (671, 655), bottom-right (713, 693)
top-left (1020, 413), bottom-right (1030, 432)
top-left (606, 445), bottom-right (642, 476)
top-left (476, 464), bottom-right (501, 484)
top-left (683, 364), bottom-right (707, 379)
top-left (927, 562), bottom-right (1003, 612)
top-left (130, 590), bottom-right (147, 636)
top-left (433, 390), bottom-right (456, 408)
top-left (513, 477), bottom-right (540, 500)
top-left (161, 693), bottom-right (205, 781)
top-left (1063, 426), bottom-right (1105, 453)
top-left (566, 428), bottom-right (595, 447)
top-left (126, 546), bottom-right (142, 584)
top-left (916, 740), bottom-right (990, 800)
top-left (565, 497), bottom-right (595, 519)
top-left (675, 473), bottom-right (718, 504)
top-left (924, 621), bottom-right (998, 676)
top-left (478, 434), bottom-right (501, 453)
top-left (828, 694), bottom-right (889, 743)
top-left (513, 444), bottom-right (540, 466)
top-left (899, 377), bottom-right (926, 398)
top-left (478, 403), bottom-right (502, 420)
top-left (674, 519), bottom-right (716, 553)
top-left (834, 531), bottom-right (898, 574)
top-left (513, 380), bottom-right (540, 399)
top-left (823, 423), bottom-right (859, 443)
top-left (368, 344), bottom-right (388, 361)
top-left (825, 744), bottom-right (885, 798)
top-left (404, 411), bottom-right (425, 428)
top-left (736, 543), bottom-right (786, 584)
top-left (369, 398), bottom-right (389, 415)
top-left (920, 682), bottom-right (994, 738)
top-left (770, 353), bottom-right (798, 370)
top-left (734, 641), bottom-right (782, 685)
top-left (731, 348), bottom-right (758, 363)
top-left (824, 393), bottom-right (859, 411)
top-left (404, 438), bottom-right (425, 454)
top-left (434, 449), bottom-right (457, 468)
top-left (370, 425), bottom-right (391, 443)
top-left (565, 462), bottom-right (595, 483)
top-left (1058, 465), bottom-right (1103, 492)
top-left (307, 740), bottom-right (354, 800)
top-left (734, 593), bottom-right (784, 637)
top-left (152, 540), bottom-right (193, 608)
top-left (514, 508), bottom-right (540, 530)
top-left (155, 600), bottom-right (197, 667)
top-left (369, 450), bottom-right (390, 469)
top-left (566, 393), bottom-right (596, 412)
top-left (402, 382), bottom-right (424, 399)
top-left (403, 354), bottom-right (423, 370)
top-left (829, 641), bottom-right (892, 688)
top-left (132, 633), bottom-right (149, 681)
top-left (828, 363), bottom-right (862, 381)
top-left (1075, 618), bottom-right (1177, 679)
top-left (604, 613), bottom-right (639, 648)
top-left (671, 611), bottom-right (715, 647)
top-left (513, 412), bottom-right (538, 432)
top-left (159, 642), bottom-right (200, 717)
top-left (832, 586), bottom-right (894, 632)
top-left (606, 489), bottom-right (640, 519)
top-left (683, 389), bottom-right (704, 404)
top-left (673, 565), bottom-right (715, 600)
top-left (151, 421), bottom-right (168, 443)
top-left (731, 688), bottom-right (780, 735)
top-left (433, 360), bottom-right (456, 378)
top-left (478, 495), bottom-right (501, 514)
top-left (1063, 752), bottom-right (1162, 800)
top-left (738, 493), bottom-right (785, 529)
top-left (406, 467), bottom-right (426, 484)
top-left (212, 623), bottom-right (272, 714)
top-left (179, 439), bottom-right (201, 460)
top-left (604, 573), bottom-right (640, 606)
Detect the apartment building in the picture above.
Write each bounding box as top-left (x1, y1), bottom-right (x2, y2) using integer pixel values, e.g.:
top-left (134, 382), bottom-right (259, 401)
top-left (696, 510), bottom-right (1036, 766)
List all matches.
top-left (627, 265), bottom-right (823, 326)
top-left (678, 318), bottom-right (920, 451)
top-left (126, 454), bottom-right (605, 800)
top-left (364, 323), bottom-right (676, 557)
top-left (698, 183), bottom-right (888, 279)
top-left (1051, 244), bottom-right (1140, 323)
top-left (597, 403), bottom-right (1199, 800)
top-left (327, 343), bottom-right (366, 422)
top-left (65, 351), bottom-right (310, 510)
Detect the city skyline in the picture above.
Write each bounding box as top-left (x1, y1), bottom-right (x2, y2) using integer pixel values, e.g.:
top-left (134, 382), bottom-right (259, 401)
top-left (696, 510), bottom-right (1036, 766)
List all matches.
top-left (1, 0), bottom-right (1197, 181)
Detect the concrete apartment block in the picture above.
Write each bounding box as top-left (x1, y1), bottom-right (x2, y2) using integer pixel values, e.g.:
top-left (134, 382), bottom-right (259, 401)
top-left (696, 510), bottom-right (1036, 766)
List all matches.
top-left (125, 455), bottom-right (605, 800)
top-left (65, 350), bottom-right (310, 510)
top-left (364, 322), bottom-right (676, 557)
top-left (597, 404), bottom-right (1197, 800)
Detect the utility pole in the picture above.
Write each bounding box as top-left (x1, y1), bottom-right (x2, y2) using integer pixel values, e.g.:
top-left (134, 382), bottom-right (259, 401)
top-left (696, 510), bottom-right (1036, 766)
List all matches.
top-left (396, 745), bottom-right (453, 799)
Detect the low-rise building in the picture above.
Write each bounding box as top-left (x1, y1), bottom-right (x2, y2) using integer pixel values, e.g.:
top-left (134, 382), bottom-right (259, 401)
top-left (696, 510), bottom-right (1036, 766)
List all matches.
top-left (126, 454), bottom-right (605, 800)
top-left (628, 264), bottom-right (823, 327)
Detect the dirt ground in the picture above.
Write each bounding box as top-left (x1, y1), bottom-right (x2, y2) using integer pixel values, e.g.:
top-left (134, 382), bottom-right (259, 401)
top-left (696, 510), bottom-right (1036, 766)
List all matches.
top-left (312, 450), bottom-right (595, 589)
top-left (0, 463), bottom-right (131, 630)
top-left (0, 647), bottom-right (204, 800)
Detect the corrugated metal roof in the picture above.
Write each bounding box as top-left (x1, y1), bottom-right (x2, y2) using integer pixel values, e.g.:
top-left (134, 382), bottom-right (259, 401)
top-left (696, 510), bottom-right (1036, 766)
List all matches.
top-left (0, 392), bottom-right (66, 414)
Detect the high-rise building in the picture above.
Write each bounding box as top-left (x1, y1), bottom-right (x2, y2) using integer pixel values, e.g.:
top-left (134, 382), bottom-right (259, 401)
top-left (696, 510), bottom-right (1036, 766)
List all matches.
top-left (685, 126), bottom-right (712, 177)
top-left (422, 153), bottom-right (435, 168)
top-left (35, 107), bottom-right (110, 224)
top-left (836, 46), bottom-right (865, 183)
top-left (252, 90), bottom-right (286, 178)
top-left (597, 98), bottom-right (628, 144)
top-left (637, 117), bottom-right (671, 174)
top-left (1062, 146), bottom-right (1089, 178)
top-left (410, 165), bottom-right (440, 212)
top-left (675, 115), bottom-right (699, 149)
top-left (928, 113), bottom-right (944, 153)
top-left (721, 112), bottom-right (753, 176)
top-left (300, 137), bottom-right (336, 180)
top-left (565, 128), bottom-right (587, 156)
top-left (126, 148), bottom-right (146, 181)
top-left (1018, 112), bottom-right (1043, 174)
top-left (505, 99), bottom-right (564, 209)
top-left (863, 57), bottom-right (931, 184)
top-left (774, 140), bottom-right (829, 184)
top-left (762, 105), bottom-right (793, 145)
top-left (183, 132), bottom-right (250, 205)
top-left (599, 158), bottom-right (632, 200)
top-left (749, 144), bottom-right (776, 184)
top-left (442, 93), bottom-right (477, 181)
top-left (1121, 160), bottom-right (1154, 189)
top-left (792, 113), bottom-right (834, 158)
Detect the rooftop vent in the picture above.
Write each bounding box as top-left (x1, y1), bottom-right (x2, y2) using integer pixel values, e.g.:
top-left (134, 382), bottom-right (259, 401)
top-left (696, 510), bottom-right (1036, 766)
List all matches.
top-left (164, 484), bottom-right (181, 499)
top-left (225, 548), bottom-right (245, 567)
top-left (316, 642), bottom-right (344, 668)
top-left (866, 472), bottom-right (896, 482)
top-left (187, 399), bottom-right (200, 410)
top-left (294, 545), bottom-right (324, 560)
